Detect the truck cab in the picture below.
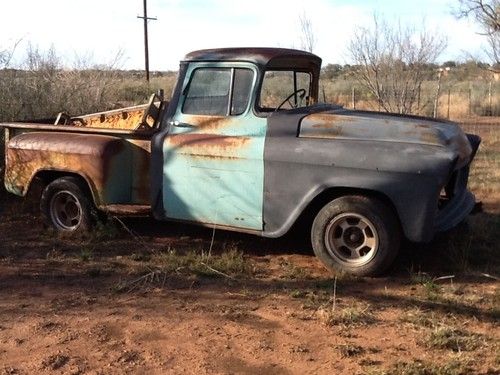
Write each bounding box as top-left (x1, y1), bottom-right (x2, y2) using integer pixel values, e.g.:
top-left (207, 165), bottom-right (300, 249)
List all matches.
top-left (152, 48), bottom-right (321, 232)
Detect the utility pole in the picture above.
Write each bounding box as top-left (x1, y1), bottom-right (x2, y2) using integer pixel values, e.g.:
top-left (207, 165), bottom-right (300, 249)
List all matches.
top-left (137, 0), bottom-right (157, 82)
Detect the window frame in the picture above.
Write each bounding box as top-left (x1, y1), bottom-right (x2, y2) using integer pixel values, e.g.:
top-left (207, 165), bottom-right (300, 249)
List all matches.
top-left (180, 65), bottom-right (256, 117)
top-left (256, 68), bottom-right (313, 113)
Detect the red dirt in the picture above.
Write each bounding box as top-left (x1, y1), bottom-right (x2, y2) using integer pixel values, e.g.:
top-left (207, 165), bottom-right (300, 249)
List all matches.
top-left (0, 202), bottom-right (498, 374)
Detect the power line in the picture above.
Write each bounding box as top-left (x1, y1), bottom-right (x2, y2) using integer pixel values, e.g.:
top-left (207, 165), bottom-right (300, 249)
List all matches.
top-left (137, 0), bottom-right (157, 82)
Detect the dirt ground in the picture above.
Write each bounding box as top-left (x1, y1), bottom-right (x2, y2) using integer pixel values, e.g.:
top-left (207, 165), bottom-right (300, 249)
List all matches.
top-left (0, 120), bottom-right (498, 375)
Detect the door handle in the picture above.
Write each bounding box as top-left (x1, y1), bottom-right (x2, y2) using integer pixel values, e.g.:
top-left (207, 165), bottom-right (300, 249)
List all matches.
top-left (168, 120), bottom-right (195, 128)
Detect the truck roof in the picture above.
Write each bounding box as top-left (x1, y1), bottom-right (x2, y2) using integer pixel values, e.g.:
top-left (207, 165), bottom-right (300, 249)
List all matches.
top-left (183, 47), bottom-right (322, 70)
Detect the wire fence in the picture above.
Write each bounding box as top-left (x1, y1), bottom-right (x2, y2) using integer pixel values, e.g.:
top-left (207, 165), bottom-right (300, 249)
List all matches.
top-left (321, 79), bottom-right (500, 119)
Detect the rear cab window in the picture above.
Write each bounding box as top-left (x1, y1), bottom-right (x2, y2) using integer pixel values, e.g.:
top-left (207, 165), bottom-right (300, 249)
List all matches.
top-left (258, 70), bottom-right (312, 112)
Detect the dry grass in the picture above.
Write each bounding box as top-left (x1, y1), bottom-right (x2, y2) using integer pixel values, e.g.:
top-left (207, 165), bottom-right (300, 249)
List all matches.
top-left (426, 326), bottom-right (485, 352)
top-left (368, 358), bottom-right (472, 375)
top-left (317, 302), bottom-right (375, 327)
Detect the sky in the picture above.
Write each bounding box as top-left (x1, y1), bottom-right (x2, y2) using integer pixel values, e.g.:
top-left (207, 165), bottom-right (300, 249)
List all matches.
top-left (0, 0), bottom-right (488, 71)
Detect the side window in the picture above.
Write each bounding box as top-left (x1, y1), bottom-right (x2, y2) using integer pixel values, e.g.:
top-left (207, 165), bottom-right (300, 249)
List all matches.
top-left (182, 68), bottom-right (254, 116)
top-left (259, 71), bottom-right (311, 110)
top-left (183, 69), bottom-right (231, 116)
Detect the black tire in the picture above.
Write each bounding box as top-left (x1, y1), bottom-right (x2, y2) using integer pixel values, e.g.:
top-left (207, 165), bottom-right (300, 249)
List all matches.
top-left (311, 195), bottom-right (401, 277)
top-left (40, 177), bottom-right (96, 233)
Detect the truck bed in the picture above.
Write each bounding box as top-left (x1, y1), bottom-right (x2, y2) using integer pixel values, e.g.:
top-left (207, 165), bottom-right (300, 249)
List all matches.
top-left (1, 94), bottom-right (167, 215)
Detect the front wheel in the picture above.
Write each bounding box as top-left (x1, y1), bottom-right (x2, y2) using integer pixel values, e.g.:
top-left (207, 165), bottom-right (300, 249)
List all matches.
top-left (40, 177), bottom-right (96, 232)
top-left (311, 195), bottom-right (401, 277)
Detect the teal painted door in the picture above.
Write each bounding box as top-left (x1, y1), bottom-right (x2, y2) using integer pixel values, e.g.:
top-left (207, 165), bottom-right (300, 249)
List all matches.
top-left (162, 63), bottom-right (266, 230)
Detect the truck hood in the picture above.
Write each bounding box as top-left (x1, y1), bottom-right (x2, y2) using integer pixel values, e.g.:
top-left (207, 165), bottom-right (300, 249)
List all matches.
top-left (299, 109), bottom-right (472, 162)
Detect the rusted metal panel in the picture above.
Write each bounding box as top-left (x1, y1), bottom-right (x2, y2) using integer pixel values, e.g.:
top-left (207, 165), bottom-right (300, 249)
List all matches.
top-left (184, 47), bottom-right (321, 69)
top-left (5, 132), bottom-right (151, 208)
top-left (54, 93), bottom-right (165, 130)
top-left (299, 110), bottom-right (474, 167)
top-left (79, 108), bottom-right (148, 129)
top-left (301, 111), bottom-right (443, 145)
top-left (128, 139), bottom-right (151, 204)
top-left (1, 98), bottom-right (164, 208)
top-left (1, 122), bottom-right (154, 137)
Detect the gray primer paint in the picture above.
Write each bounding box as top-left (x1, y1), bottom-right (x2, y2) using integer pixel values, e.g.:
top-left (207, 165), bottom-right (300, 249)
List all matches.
top-left (262, 105), bottom-right (479, 242)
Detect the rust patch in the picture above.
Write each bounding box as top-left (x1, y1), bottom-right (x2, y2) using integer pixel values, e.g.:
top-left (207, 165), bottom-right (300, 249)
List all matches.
top-left (181, 115), bottom-right (232, 133)
top-left (414, 123), bottom-right (431, 129)
top-left (166, 134), bottom-right (250, 159)
top-left (5, 132), bottom-right (126, 206)
top-left (307, 113), bottom-right (356, 124)
top-left (310, 124), bottom-right (344, 137)
top-left (128, 139), bottom-right (151, 204)
top-left (81, 109), bottom-right (146, 130)
top-left (402, 129), bottom-right (441, 145)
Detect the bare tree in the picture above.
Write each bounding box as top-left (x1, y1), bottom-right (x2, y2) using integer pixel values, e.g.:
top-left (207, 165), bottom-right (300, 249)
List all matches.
top-left (299, 12), bottom-right (316, 53)
top-left (0, 40), bottom-right (21, 69)
top-left (347, 15), bottom-right (447, 114)
top-left (456, 0), bottom-right (500, 66)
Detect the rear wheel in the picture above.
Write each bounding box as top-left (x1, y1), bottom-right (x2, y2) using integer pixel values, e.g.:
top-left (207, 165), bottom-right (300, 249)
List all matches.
top-left (40, 177), bottom-right (96, 232)
top-left (311, 195), bottom-right (400, 276)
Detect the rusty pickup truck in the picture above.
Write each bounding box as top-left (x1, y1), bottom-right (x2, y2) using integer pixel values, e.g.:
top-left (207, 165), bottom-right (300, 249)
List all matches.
top-left (0, 48), bottom-right (481, 276)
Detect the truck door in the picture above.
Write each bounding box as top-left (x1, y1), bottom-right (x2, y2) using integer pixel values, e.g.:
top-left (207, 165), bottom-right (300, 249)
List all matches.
top-left (161, 63), bottom-right (266, 230)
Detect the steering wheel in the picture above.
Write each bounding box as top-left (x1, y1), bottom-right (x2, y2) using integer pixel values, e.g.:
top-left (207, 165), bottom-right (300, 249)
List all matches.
top-left (275, 88), bottom-right (307, 111)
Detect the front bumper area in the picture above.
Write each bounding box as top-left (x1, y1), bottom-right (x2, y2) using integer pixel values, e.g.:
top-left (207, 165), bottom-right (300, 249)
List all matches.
top-left (434, 189), bottom-right (476, 232)
top-left (434, 133), bottom-right (481, 233)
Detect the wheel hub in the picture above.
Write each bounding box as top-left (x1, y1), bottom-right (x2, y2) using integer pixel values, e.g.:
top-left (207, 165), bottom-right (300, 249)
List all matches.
top-left (50, 190), bottom-right (83, 231)
top-left (345, 227), bottom-right (363, 247)
top-left (324, 213), bottom-right (379, 266)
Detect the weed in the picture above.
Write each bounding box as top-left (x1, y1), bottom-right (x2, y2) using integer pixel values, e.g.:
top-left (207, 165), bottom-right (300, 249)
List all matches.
top-left (280, 261), bottom-right (309, 280)
top-left (115, 247), bottom-right (252, 292)
top-left (369, 358), bottom-right (471, 375)
top-left (423, 279), bottom-right (441, 300)
top-left (91, 219), bottom-right (121, 241)
top-left (409, 270), bottom-right (433, 285)
top-left (86, 267), bottom-right (101, 278)
top-left (337, 343), bottom-right (365, 358)
top-left (130, 253), bottom-right (151, 262)
top-left (426, 326), bottom-right (485, 352)
top-left (41, 353), bottom-right (70, 370)
top-left (153, 246), bottom-right (250, 277)
top-left (318, 302), bottom-right (375, 327)
top-left (45, 248), bottom-right (65, 261)
top-left (79, 246), bottom-right (94, 262)
top-left (399, 308), bottom-right (439, 329)
top-left (290, 290), bottom-right (307, 298)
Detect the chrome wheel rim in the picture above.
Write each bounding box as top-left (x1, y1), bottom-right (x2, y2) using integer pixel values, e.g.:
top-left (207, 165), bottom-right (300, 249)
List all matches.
top-left (324, 213), bottom-right (379, 266)
top-left (49, 190), bottom-right (83, 231)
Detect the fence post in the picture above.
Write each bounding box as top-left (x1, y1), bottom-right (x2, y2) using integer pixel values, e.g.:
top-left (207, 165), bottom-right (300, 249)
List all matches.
top-left (433, 69), bottom-right (443, 118)
top-left (468, 84), bottom-right (472, 117)
top-left (351, 86), bottom-right (356, 109)
top-left (417, 83), bottom-right (421, 114)
top-left (447, 89), bottom-right (451, 119)
top-left (488, 81), bottom-right (492, 116)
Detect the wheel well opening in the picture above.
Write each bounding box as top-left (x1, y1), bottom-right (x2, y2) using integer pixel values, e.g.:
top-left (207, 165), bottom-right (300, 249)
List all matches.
top-left (292, 187), bottom-right (402, 235)
top-left (32, 171), bottom-right (94, 201)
